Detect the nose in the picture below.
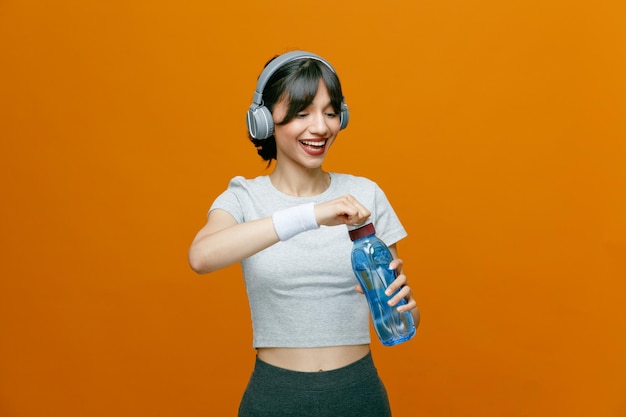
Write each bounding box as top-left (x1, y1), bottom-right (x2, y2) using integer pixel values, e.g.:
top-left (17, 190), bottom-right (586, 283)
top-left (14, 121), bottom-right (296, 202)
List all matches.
top-left (308, 111), bottom-right (331, 136)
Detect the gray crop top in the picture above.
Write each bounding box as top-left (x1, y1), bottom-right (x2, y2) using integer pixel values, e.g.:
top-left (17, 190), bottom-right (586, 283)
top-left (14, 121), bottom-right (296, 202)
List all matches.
top-left (209, 173), bottom-right (407, 348)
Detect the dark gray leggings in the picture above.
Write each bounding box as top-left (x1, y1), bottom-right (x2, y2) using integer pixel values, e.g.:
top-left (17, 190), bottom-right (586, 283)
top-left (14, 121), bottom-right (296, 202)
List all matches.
top-left (238, 352), bottom-right (392, 417)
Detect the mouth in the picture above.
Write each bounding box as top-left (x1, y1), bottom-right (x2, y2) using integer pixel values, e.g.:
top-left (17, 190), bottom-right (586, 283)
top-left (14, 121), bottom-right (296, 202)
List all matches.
top-left (299, 139), bottom-right (328, 155)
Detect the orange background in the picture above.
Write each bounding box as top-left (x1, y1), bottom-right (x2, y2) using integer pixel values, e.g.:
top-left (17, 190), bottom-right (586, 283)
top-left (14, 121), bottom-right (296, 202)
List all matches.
top-left (1, 1), bottom-right (625, 416)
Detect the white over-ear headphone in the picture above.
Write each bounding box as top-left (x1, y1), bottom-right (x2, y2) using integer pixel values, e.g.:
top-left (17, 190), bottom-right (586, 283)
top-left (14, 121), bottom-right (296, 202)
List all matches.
top-left (246, 51), bottom-right (350, 140)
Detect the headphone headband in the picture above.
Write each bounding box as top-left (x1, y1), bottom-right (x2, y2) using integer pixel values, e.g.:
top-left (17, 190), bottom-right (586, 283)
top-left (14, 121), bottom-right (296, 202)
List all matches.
top-left (246, 50), bottom-right (349, 140)
top-left (251, 51), bottom-right (337, 106)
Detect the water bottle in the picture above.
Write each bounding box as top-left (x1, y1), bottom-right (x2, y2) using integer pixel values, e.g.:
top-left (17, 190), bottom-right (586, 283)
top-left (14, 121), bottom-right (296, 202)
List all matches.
top-left (349, 222), bottom-right (416, 346)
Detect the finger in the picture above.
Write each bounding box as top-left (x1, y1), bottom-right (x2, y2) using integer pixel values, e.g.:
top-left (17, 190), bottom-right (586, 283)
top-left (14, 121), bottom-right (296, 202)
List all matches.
top-left (343, 207), bottom-right (370, 225)
top-left (387, 285), bottom-right (412, 307)
top-left (389, 258), bottom-right (404, 272)
top-left (338, 200), bottom-right (364, 223)
top-left (352, 203), bottom-right (371, 222)
top-left (384, 273), bottom-right (407, 297)
top-left (354, 284), bottom-right (364, 294)
top-left (342, 195), bottom-right (371, 223)
top-left (396, 296), bottom-right (417, 313)
top-left (315, 197), bottom-right (368, 227)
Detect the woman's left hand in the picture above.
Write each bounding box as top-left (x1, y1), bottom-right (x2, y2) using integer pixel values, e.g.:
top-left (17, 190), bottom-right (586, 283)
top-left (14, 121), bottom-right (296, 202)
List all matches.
top-left (384, 258), bottom-right (417, 312)
top-left (353, 255), bottom-right (420, 326)
top-left (353, 257), bottom-right (417, 312)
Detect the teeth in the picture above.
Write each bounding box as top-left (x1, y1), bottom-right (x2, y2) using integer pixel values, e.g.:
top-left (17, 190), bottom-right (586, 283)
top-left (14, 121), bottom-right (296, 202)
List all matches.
top-left (300, 140), bottom-right (326, 147)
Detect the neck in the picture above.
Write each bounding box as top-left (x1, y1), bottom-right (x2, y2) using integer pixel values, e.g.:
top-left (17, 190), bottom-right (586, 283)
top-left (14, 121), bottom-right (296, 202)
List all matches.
top-left (269, 167), bottom-right (330, 197)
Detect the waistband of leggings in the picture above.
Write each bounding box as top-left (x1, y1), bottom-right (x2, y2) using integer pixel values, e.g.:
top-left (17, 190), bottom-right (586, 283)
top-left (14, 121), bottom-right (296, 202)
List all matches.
top-left (251, 351), bottom-right (379, 391)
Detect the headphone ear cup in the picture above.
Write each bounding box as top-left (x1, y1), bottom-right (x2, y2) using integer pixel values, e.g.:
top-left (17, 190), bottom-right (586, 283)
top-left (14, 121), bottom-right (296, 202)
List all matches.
top-left (339, 103), bottom-right (349, 130)
top-left (246, 105), bottom-right (274, 140)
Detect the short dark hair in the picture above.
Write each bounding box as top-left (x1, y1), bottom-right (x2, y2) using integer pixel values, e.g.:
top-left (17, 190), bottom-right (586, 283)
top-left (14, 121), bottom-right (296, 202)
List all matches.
top-left (250, 56), bottom-right (344, 162)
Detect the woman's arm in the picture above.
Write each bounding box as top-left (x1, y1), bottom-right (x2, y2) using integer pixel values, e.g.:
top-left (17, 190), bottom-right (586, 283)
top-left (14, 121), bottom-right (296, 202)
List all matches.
top-left (188, 195), bottom-right (372, 274)
top-left (188, 209), bottom-right (278, 274)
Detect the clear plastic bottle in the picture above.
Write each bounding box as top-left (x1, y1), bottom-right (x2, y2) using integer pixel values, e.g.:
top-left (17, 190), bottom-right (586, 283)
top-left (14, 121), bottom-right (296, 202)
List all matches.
top-left (349, 222), bottom-right (416, 346)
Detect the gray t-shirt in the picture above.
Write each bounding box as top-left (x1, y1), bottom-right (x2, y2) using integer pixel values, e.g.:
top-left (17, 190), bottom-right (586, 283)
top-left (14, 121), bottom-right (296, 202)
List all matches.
top-left (209, 173), bottom-right (407, 348)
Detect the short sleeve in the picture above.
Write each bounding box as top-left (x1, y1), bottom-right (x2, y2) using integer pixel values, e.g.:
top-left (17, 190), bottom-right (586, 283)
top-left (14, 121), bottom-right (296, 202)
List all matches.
top-left (372, 182), bottom-right (407, 247)
top-left (208, 177), bottom-right (246, 223)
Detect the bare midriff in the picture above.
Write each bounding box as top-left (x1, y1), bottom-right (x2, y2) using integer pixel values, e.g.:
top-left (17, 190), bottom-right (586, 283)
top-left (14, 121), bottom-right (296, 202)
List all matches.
top-left (256, 344), bottom-right (370, 372)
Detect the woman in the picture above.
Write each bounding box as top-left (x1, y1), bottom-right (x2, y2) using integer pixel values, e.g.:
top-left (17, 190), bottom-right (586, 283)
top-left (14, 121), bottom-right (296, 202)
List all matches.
top-left (188, 50), bottom-right (420, 417)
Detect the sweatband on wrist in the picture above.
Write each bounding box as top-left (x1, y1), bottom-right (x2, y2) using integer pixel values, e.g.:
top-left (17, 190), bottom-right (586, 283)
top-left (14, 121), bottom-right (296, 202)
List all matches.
top-left (272, 202), bottom-right (319, 241)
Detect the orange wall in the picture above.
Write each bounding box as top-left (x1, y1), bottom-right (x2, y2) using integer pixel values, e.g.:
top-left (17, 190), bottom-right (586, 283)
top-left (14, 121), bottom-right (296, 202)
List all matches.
top-left (1, 1), bottom-right (625, 416)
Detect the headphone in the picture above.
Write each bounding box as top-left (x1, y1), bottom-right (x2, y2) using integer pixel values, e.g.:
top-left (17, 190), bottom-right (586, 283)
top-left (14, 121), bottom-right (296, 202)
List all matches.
top-left (246, 50), bottom-right (350, 140)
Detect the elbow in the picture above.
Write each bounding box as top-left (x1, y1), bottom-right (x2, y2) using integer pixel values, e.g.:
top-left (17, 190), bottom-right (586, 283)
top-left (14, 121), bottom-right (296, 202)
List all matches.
top-left (189, 260), bottom-right (207, 275)
top-left (188, 257), bottom-right (207, 275)
top-left (188, 249), bottom-right (214, 275)
top-left (188, 237), bottom-right (235, 274)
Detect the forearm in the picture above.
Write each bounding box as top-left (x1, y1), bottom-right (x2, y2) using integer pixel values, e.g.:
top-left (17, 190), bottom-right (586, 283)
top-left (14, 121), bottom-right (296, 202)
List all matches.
top-left (189, 195), bottom-right (370, 275)
top-left (188, 216), bottom-right (279, 274)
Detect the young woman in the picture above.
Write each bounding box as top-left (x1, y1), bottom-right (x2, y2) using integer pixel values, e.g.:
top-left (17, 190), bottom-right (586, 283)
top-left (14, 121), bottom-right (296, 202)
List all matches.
top-left (188, 50), bottom-right (420, 417)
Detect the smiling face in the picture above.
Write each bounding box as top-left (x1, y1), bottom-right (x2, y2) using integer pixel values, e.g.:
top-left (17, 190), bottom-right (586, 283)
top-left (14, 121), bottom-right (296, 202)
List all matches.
top-left (250, 56), bottom-right (345, 163)
top-left (272, 80), bottom-right (341, 169)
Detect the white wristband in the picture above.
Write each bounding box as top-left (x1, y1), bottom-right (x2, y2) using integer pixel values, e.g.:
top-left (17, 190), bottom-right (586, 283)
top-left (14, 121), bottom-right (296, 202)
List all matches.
top-left (272, 203), bottom-right (319, 241)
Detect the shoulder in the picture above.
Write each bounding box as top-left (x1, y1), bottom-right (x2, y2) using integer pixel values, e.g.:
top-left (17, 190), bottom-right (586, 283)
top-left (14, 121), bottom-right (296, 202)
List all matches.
top-left (330, 173), bottom-right (379, 190)
top-left (224, 175), bottom-right (270, 193)
top-left (210, 175), bottom-right (272, 222)
top-left (226, 175), bottom-right (267, 187)
top-left (213, 175), bottom-right (271, 207)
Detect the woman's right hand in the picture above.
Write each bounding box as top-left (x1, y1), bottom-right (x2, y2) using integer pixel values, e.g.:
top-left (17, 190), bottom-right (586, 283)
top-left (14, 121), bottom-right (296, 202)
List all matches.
top-left (190, 195), bottom-right (370, 274)
top-left (314, 195), bottom-right (371, 227)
